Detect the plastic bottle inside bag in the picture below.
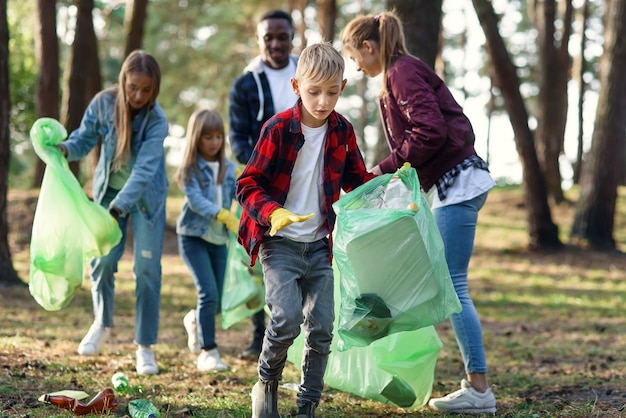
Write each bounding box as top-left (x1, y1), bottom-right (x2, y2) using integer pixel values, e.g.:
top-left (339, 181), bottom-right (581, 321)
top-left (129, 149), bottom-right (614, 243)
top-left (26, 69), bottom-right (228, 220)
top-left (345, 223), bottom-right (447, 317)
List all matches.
top-left (380, 177), bottom-right (413, 209)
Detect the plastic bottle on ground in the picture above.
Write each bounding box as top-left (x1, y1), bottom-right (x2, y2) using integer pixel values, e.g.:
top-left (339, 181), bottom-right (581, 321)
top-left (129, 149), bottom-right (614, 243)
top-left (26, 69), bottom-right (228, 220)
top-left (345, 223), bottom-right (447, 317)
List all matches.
top-left (128, 398), bottom-right (160, 418)
top-left (44, 387), bottom-right (118, 415)
top-left (111, 372), bottom-right (129, 391)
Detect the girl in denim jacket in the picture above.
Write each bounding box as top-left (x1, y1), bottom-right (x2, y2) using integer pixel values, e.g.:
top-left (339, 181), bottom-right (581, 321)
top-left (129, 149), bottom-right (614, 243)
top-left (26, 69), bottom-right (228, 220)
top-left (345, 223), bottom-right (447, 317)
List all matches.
top-left (176, 109), bottom-right (238, 372)
top-left (58, 50), bottom-right (168, 375)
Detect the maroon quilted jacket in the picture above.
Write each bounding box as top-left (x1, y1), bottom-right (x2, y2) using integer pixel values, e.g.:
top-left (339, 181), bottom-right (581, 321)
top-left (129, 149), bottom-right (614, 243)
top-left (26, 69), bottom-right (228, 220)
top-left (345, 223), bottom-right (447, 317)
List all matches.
top-left (377, 54), bottom-right (477, 192)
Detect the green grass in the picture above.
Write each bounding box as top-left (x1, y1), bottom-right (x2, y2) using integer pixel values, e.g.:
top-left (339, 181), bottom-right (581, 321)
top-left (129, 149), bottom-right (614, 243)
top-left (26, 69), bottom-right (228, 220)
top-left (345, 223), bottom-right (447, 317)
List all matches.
top-left (1, 186), bottom-right (626, 417)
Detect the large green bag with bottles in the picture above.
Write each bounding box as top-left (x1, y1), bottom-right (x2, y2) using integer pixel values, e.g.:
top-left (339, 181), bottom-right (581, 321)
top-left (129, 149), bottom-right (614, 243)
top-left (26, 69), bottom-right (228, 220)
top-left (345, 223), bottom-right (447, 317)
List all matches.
top-left (332, 164), bottom-right (461, 351)
top-left (28, 118), bottom-right (122, 311)
top-left (287, 264), bottom-right (442, 408)
top-left (221, 231), bottom-right (265, 329)
top-left (221, 204), bottom-right (265, 329)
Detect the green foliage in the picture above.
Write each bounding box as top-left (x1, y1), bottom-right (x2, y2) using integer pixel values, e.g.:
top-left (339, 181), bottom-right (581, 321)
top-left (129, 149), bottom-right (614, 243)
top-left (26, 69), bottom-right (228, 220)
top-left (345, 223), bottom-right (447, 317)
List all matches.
top-left (7, 0), bottom-right (38, 187)
top-left (6, 0), bottom-right (609, 190)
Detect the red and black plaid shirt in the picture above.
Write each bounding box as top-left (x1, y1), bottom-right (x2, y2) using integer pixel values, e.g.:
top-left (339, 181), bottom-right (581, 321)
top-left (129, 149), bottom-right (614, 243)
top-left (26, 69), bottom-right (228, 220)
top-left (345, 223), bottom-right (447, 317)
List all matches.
top-left (236, 100), bottom-right (376, 266)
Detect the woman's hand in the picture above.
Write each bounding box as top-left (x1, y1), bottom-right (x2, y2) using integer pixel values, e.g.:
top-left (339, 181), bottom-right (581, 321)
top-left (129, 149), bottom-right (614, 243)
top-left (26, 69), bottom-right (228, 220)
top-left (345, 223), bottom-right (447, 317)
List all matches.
top-left (370, 165), bottom-right (383, 176)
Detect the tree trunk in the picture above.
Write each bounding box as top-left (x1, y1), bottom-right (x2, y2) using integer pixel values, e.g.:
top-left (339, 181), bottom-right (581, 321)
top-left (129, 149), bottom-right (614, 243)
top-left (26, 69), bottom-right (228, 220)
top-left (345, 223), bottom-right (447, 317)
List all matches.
top-left (124, 0), bottom-right (148, 57)
top-left (387, 0), bottom-right (442, 68)
top-left (286, 0), bottom-right (308, 50)
top-left (33, 0), bottom-right (60, 188)
top-left (570, 0), bottom-right (626, 250)
top-left (61, 0), bottom-right (99, 178)
top-left (472, 0), bottom-right (561, 250)
top-left (316, 0), bottom-right (336, 42)
top-left (373, 120), bottom-right (390, 165)
top-left (381, 0), bottom-right (438, 167)
top-left (0, 0), bottom-right (24, 287)
top-left (533, 0), bottom-right (573, 204)
top-left (573, 0), bottom-right (590, 185)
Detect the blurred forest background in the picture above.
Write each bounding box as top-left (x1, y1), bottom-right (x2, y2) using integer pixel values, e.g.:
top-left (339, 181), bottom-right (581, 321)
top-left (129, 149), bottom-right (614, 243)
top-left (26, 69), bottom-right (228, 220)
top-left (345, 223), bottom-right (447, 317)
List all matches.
top-left (0, 0), bottom-right (625, 287)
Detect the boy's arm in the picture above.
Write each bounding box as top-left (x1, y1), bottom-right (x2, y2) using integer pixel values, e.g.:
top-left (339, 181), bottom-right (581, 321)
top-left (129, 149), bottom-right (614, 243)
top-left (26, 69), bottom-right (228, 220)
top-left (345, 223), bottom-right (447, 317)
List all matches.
top-left (236, 126), bottom-right (283, 227)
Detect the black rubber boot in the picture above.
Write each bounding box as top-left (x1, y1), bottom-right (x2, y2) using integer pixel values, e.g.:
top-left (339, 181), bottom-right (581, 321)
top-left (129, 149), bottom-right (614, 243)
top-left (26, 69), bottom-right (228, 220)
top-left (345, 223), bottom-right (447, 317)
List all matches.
top-left (251, 379), bottom-right (280, 418)
top-left (296, 401), bottom-right (317, 418)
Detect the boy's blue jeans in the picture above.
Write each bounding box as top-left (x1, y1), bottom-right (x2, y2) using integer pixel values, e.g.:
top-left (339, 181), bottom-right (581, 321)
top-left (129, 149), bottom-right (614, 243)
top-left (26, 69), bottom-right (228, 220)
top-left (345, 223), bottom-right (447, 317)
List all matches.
top-left (89, 187), bottom-right (165, 346)
top-left (178, 234), bottom-right (227, 350)
top-left (257, 236), bottom-right (334, 407)
top-left (432, 192), bottom-right (489, 375)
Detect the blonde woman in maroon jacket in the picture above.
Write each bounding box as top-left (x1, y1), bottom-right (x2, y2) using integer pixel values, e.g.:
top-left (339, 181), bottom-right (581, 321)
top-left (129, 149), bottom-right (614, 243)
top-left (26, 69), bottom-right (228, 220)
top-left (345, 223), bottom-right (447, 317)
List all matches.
top-left (342, 11), bottom-right (497, 415)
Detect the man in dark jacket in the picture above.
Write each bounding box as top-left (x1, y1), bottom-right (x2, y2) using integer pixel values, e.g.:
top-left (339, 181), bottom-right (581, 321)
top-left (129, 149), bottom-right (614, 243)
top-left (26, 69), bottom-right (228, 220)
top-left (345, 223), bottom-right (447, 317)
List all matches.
top-left (228, 9), bottom-right (298, 359)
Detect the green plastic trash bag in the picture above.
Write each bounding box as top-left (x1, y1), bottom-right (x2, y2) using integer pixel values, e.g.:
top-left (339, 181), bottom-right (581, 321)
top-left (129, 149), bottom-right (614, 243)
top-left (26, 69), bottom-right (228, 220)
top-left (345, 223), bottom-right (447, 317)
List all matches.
top-left (221, 206), bottom-right (265, 329)
top-left (28, 118), bottom-right (122, 311)
top-left (287, 265), bottom-right (442, 408)
top-left (332, 164), bottom-right (461, 350)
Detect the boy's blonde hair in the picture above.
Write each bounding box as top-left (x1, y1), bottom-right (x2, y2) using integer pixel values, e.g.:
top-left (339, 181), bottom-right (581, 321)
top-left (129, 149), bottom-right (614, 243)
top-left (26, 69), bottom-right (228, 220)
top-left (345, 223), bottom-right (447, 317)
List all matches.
top-left (295, 42), bottom-right (344, 83)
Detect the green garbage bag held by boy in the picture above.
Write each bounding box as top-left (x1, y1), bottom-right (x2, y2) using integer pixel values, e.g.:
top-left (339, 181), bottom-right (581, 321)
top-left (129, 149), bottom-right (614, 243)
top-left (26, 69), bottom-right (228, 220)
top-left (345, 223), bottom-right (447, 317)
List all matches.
top-left (28, 118), bottom-right (122, 311)
top-left (332, 164), bottom-right (461, 350)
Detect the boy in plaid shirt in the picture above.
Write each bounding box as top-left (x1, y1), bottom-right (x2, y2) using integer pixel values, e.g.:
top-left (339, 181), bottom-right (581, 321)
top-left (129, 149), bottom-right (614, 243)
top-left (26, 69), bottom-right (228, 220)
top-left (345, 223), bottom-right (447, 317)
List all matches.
top-left (236, 42), bottom-right (375, 418)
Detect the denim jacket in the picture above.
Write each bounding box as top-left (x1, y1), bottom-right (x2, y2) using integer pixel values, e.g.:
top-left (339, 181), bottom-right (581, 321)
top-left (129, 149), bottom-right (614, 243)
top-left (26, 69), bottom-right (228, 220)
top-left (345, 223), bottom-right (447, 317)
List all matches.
top-left (63, 89), bottom-right (169, 221)
top-left (176, 157), bottom-right (237, 238)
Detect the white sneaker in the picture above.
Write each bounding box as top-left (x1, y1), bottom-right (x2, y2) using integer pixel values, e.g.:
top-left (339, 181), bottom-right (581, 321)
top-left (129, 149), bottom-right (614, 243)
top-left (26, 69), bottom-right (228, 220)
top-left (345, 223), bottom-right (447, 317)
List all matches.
top-left (183, 309), bottom-right (201, 354)
top-left (196, 348), bottom-right (228, 372)
top-left (136, 345), bottom-right (159, 375)
top-left (77, 324), bottom-right (111, 356)
top-left (428, 379), bottom-right (496, 414)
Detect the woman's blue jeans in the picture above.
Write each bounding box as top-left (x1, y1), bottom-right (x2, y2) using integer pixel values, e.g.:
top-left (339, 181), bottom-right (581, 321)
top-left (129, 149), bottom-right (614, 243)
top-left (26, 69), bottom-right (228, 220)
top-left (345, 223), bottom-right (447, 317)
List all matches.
top-left (257, 236), bottom-right (334, 407)
top-left (432, 192), bottom-right (489, 374)
top-left (178, 234), bottom-right (227, 350)
top-left (89, 188), bottom-right (165, 346)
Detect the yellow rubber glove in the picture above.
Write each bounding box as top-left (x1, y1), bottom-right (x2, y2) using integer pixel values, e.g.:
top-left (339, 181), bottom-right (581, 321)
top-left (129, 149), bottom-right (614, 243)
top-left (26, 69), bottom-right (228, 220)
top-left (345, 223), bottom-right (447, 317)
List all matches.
top-left (268, 208), bottom-right (314, 237)
top-left (397, 161), bottom-right (412, 175)
top-left (216, 208), bottom-right (240, 234)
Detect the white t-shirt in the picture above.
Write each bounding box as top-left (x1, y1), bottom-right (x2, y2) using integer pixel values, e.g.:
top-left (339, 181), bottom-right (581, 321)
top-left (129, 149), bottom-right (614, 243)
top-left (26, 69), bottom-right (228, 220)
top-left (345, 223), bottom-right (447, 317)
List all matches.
top-left (279, 122), bottom-right (328, 242)
top-left (264, 61), bottom-right (298, 113)
top-left (426, 166), bottom-right (495, 209)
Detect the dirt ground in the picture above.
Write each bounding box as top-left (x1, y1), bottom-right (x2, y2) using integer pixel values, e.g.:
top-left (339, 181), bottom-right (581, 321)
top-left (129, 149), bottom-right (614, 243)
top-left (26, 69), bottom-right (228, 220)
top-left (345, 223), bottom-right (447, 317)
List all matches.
top-left (3, 189), bottom-right (626, 417)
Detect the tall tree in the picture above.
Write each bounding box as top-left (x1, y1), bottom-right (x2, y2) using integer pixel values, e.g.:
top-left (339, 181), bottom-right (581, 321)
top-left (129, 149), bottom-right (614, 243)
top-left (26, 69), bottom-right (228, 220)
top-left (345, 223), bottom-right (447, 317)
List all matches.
top-left (383, 0), bottom-right (441, 169)
top-left (570, 0), bottom-right (626, 249)
top-left (32, 0), bottom-right (60, 188)
top-left (387, 0), bottom-right (443, 67)
top-left (472, 0), bottom-right (561, 249)
top-left (530, 0), bottom-right (574, 203)
top-left (60, 0), bottom-right (101, 178)
top-left (123, 0), bottom-right (148, 57)
top-left (316, 0), bottom-right (336, 42)
top-left (0, 0), bottom-right (23, 287)
top-left (573, 0), bottom-right (590, 185)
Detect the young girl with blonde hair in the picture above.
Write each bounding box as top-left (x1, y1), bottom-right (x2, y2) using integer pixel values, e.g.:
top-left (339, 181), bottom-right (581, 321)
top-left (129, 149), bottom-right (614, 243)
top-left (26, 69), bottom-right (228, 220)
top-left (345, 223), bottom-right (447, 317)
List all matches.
top-left (58, 50), bottom-right (168, 375)
top-left (176, 109), bottom-right (238, 372)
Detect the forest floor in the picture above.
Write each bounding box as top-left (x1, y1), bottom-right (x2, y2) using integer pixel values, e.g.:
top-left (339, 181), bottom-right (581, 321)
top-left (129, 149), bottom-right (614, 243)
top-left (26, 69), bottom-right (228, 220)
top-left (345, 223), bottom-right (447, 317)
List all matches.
top-left (1, 187), bottom-right (626, 417)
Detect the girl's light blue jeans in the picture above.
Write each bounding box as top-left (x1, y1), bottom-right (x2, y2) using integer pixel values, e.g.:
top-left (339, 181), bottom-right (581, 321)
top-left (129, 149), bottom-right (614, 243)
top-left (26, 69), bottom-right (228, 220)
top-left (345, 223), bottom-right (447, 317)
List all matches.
top-left (89, 187), bottom-right (165, 345)
top-left (432, 192), bottom-right (489, 374)
top-left (178, 234), bottom-right (227, 350)
top-left (257, 236), bottom-right (334, 407)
